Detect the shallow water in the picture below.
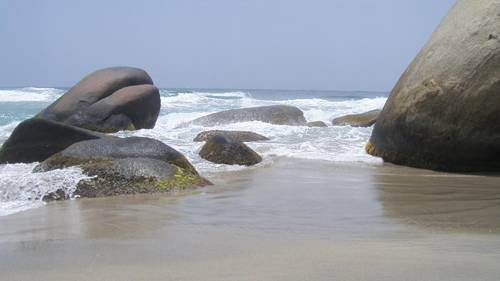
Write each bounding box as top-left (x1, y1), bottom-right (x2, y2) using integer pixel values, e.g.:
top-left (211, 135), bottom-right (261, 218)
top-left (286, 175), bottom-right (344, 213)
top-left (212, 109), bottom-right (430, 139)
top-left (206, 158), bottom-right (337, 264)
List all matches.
top-left (0, 87), bottom-right (386, 215)
top-left (1, 88), bottom-right (499, 280)
top-left (0, 159), bottom-right (499, 280)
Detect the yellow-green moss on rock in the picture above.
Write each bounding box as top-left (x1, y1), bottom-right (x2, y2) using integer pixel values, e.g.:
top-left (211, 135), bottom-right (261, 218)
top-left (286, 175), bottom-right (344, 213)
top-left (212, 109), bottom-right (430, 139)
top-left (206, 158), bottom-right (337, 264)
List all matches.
top-left (33, 137), bottom-right (211, 199)
top-left (155, 165), bottom-right (211, 190)
top-left (332, 110), bottom-right (381, 127)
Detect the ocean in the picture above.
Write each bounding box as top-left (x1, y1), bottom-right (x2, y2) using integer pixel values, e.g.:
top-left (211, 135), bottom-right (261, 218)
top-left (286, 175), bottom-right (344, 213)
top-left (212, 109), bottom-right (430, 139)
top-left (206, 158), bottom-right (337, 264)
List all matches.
top-left (0, 87), bottom-right (387, 216)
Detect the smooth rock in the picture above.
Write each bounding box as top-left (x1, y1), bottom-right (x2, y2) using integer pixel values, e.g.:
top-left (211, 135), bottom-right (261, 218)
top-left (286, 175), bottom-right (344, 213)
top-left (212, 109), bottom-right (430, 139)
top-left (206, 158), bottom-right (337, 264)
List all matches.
top-left (37, 67), bottom-right (160, 133)
top-left (307, 121), bottom-right (328, 127)
top-left (64, 84), bottom-right (160, 132)
top-left (199, 135), bottom-right (262, 166)
top-left (193, 130), bottom-right (270, 142)
top-left (190, 105), bottom-right (307, 126)
top-left (0, 118), bottom-right (104, 164)
top-left (35, 136), bottom-right (196, 174)
top-left (331, 110), bottom-right (381, 127)
top-left (35, 137), bottom-right (210, 198)
top-left (367, 0), bottom-right (500, 172)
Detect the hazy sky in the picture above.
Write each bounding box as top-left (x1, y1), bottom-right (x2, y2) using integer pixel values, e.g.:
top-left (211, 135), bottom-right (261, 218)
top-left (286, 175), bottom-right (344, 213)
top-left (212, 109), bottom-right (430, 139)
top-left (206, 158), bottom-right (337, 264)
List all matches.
top-left (0, 0), bottom-right (455, 90)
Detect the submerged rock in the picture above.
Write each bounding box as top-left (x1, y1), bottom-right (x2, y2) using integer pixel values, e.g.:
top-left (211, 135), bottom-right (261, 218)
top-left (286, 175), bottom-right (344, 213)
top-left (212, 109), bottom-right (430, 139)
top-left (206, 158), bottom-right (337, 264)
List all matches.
top-left (199, 135), bottom-right (262, 166)
top-left (331, 110), bottom-right (381, 127)
top-left (35, 137), bottom-right (210, 198)
top-left (193, 130), bottom-right (270, 142)
top-left (37, 67), bottom-right (160, 133)
top-left (367, 0), bottom-right (500, 172)
top-left (307, 121), bottom-right (328, 127)
top-left (190, 105), bottom-right (307, 126)
top-left (0, 118), bottom-right (104, 164)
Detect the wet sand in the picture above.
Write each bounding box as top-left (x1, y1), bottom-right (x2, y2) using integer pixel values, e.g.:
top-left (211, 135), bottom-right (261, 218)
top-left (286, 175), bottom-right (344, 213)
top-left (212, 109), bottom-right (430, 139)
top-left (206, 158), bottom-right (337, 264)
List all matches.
top-left (1, 158), bottom-right (500, 281)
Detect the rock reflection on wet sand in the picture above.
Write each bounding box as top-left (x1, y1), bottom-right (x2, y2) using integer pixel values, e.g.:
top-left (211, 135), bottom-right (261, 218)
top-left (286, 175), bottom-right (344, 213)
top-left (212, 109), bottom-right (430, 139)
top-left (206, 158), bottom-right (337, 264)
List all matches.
top-left (373, 164), bottom-right (500, 233)
top-left (0, 158), bottom-right (499, 281)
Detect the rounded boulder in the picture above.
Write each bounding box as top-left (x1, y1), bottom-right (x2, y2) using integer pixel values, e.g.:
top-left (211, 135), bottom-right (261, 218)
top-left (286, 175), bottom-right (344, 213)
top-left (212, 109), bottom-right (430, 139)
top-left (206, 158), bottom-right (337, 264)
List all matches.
top-left (367, 0), bottom-right (500, 172)
top-left (199, 136), bottom-right (262, 166)
top-left (37, 67), bottom-right (160, 133)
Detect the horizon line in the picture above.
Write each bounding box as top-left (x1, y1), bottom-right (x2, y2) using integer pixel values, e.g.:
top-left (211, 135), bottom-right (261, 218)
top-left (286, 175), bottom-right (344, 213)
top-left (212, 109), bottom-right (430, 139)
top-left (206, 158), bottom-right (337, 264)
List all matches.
top-left (0, 85), bottom-right (390, 94)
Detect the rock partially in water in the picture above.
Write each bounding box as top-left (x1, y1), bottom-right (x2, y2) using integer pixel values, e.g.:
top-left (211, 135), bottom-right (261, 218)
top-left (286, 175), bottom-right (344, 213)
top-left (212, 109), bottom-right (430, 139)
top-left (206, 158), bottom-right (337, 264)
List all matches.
top-left (331, 110), bottom-right (381, 127)
top-left (199, 136), bottom-right (262, 166)
top-left (0, 118), bottom-right (104, 164)
top-left (37, 67), bottom-right (160, 133)
top-left (367, 0), bottom-right (500, 172)
top-left (307, 121), bottom-right (328, 127)
top-left (35, 137), bottom-right (210, 198)
top-left (194, 130), bottom-right (270, 142)
top-left (190, 105), bottom-right (307, 126)
top-left (36, 136), bottom-right (195, 173)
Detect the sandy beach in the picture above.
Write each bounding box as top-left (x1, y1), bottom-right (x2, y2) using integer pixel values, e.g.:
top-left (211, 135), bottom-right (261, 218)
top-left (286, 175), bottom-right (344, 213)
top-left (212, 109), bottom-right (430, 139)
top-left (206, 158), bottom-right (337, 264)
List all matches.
top-left (1, 158), bottom-right (499, 281)
top-left (3, 1), bottom-right (500, 280)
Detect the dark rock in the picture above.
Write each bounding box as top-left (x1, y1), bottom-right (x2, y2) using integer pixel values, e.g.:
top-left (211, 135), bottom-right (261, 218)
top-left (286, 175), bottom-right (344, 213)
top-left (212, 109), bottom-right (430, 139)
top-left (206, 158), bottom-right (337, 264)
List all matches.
top-left (37, 67), bottom-right (160, 133)
top-left (193, 130), bottom-right (270, 142)
top-left (35, 137), bottom-right (210, 198)
top-left (199, 135), bottom-right (262, 166)
top-left (42, 189), bottom-right (69, 201)
top-left (331, 110), bottom-right (381, 127)
top-left (0, 118), bottom-right (104, 164)
top-left (35, 136), bottom-right (196, 174)
top-left (190, 105), bottom-right (307, 126)
top-left (307, 121), bottom-right (328, 127)
top-left (73, 157), bottom-right (206, 198)
top-left (367, 0), bottom-right (500, 172)
top-left (64, 84), bottom-right (160, 132)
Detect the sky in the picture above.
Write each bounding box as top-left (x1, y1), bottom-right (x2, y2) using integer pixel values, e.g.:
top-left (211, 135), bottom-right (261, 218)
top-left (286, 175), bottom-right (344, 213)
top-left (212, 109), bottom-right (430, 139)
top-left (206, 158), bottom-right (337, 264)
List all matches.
top-left (0, 0), bottom-right (455, 91)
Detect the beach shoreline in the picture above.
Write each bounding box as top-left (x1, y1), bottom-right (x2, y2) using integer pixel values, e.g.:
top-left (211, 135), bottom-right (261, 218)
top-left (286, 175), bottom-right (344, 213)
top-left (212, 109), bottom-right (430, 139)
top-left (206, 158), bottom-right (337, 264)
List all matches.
top-left (1, 158), bottom-right (499, 280)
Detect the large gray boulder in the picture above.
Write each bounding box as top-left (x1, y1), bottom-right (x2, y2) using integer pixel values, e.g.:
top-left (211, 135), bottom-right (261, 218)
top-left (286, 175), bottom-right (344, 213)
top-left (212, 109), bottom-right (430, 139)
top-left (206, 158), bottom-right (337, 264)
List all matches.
top-left (37, 67), bottom-right (160, 133)
top-left (35, 137), bottom-right (210, 198)
top-left (331, 110), bottom-right (381, 127)
top-left (199, 135), bottom-right (262, 166)
top-left (193, 130), bottom-right (270, 142)
top-left (0, 118), bottom-right (104, 164)
top-left (190, 105), bottom-right (307, 126)
top-left (367, 0), bottom-right (500, 172)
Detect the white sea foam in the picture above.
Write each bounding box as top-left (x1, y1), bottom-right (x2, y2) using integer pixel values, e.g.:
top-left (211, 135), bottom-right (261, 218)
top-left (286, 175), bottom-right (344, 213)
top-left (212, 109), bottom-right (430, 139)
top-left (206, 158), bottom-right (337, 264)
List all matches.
top-left (118, 91), bottom-right (386, 170)
top-left (0, 87), bottom-right (63, 102)
top-left (0, 121), bottom-right (20, 143)
top-left (0, 163), bottom-right (93, 216)
top-left (0, 88), bottom-right (387, 216)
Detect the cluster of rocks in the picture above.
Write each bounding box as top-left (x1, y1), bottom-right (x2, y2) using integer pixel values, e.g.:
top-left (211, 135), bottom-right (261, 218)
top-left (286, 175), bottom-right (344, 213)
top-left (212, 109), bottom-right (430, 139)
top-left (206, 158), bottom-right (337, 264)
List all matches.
top-left (191, 1), bottom-right (499, 174)
top-left (188, 106), bottom-right (383, 166)
top-left (2, 1), bottom-right (493, 206)
top-left (191, 0), bottom-right (500, 174)
top-left (0, 67), bottom-right (209, 199)
top-left (0, 66), bottom-right (388, 200)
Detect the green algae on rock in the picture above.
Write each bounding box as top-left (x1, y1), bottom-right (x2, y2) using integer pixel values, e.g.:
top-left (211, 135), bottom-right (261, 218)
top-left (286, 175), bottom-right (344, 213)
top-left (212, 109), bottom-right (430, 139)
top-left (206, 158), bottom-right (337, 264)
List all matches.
top-left (331, 110), bottom-right (381, 127)
top-left (35, 137), bottom-right (210, 199)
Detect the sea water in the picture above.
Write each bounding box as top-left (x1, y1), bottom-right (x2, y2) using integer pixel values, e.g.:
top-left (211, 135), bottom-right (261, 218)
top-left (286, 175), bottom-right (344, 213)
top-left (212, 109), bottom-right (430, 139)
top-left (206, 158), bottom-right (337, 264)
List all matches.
top-left (0, 87), bottom-right (387, 215)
